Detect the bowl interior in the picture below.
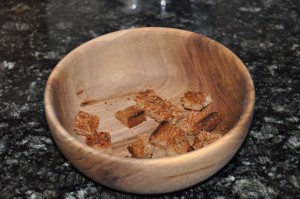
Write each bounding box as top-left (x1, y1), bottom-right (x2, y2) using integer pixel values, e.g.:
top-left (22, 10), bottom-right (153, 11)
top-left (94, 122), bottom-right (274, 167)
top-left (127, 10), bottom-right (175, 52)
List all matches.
top-left (49, 28), bottom-right (251, 158)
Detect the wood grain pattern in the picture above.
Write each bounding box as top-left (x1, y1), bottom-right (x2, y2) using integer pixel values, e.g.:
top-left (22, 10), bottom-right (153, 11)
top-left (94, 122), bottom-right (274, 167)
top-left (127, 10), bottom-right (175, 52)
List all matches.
top-left (44, 27), bottom-right (255, 194)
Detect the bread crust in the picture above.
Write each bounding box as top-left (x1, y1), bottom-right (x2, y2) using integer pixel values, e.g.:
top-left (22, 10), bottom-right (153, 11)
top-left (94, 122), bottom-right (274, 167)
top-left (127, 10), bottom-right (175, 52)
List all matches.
top-left (115, 105), bottom-right (146, 128)
top-left (134, 89), bottom-right (183, 124)
top-left (73, 111), bottom-right (99, 136)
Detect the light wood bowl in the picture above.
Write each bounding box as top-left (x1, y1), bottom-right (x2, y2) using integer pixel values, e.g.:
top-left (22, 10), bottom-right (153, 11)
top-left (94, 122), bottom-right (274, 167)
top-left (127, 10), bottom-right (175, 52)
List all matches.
top-left (44, 27), bottom-right (255, 194)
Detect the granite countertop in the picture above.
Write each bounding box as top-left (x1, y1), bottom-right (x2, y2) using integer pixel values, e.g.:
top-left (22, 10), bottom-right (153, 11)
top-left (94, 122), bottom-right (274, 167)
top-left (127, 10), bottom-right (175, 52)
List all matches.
top-left (0, 0), bottom-right (299, 198)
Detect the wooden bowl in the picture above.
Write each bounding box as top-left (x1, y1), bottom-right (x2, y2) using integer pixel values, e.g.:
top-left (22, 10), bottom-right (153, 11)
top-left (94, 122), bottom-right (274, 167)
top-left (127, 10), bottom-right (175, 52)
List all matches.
top-left (44, 27), bottom-right (255, 194)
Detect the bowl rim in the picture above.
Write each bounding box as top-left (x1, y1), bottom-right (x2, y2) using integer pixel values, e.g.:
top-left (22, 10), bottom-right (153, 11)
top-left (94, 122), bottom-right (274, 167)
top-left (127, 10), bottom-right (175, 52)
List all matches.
top-left (44, 27), bottom-right (255, 165)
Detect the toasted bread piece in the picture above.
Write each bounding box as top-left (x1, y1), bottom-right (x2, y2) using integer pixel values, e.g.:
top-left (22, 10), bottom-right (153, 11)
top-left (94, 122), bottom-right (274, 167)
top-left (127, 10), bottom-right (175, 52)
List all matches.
top-left (86, 132), bottom-right (112, 153)
top-left (181, 91), bottom-right (212, 111)
top-left (181, 111), bottom-right (222, 135)
top-left (192, 131), bottom-right (222, 149)
top-left (149, 121), bottom-right (192, 156)
top-left (115, 105), bottom-right (146, 128)
top-left (73, 111), bottom-right (99, 136)
top-left (134, 89), bottom-right (183, 124)
top-left (128, 133), bottom-right (153, 158)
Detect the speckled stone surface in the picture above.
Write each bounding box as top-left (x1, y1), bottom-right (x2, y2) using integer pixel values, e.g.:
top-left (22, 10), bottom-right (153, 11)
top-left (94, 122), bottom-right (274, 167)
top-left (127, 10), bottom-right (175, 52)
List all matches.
top-left (0, 0), bottom-right (299, 198)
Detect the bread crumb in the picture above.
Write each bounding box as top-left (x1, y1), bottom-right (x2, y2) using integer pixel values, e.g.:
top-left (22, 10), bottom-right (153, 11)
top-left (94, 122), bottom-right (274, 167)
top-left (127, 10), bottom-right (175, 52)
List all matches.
top-left (181, 91), bottom-right (212, 111)
top-left (73, 111), bottom-right (99, 136)
top-left (181, 111), bottom-right (222, 135)
top-left (149, 121), bottom-right (192, 156)
top-left (193, 131), bottom-right (222, 149)
top-left (135, 89), bottom-right (183, 124)
top-left (115, 105), bottom-right (146, 128)
top-left (86, 132), bottom-right (112, 153)
top-left (128, 133), bottom-right (153, 158)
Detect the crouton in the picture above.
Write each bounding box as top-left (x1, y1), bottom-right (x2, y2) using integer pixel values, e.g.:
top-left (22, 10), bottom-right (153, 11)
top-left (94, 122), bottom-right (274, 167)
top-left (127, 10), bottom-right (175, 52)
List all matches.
top-left (115, 105), bottom-right (146, 128)
top-left (149, 121), bottom-right (192, 156)
top-left (134, 89), bottom-right (183, 124)
top-left (192, 131), bottom-right (222, 149)
top-left (181, 111), bottom-right (222, 135)
top-left (180, 91), bottom-right (212, 111)
top-left (73, 111), bottom-right (99, 136)
top-left (128, 133), bottom-right (153, 158)
top-left (85, 132), bottom-right (112, 153)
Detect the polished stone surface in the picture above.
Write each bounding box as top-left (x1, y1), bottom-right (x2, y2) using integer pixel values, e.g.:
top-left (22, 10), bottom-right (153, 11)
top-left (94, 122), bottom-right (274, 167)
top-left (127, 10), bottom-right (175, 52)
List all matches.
top-left (0, 0), bottom-right (299, 198)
